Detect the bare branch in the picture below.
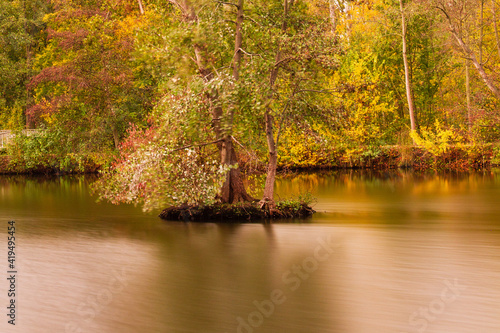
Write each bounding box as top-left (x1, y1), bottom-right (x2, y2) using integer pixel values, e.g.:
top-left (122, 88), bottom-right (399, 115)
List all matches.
top-left (216, 1), bottom-right (239, 8)
top-left (243, 15), bottom-right (260, 26)
top-left (274, 56), bottom-right (294, 68)
top-left (171, 138), bottom-right (224, 152)
top-left (231, 136), bottom-right (244, 148)
top-left (238, 48), bottom-right (261, 57)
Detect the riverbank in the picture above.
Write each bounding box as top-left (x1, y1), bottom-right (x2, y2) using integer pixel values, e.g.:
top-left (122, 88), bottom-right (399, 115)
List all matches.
top-left (242, 144), bottom-right (500, 172)
top-left (1, 144), bottom-right (499, 175)
top-left (342, 144), bottom-right (496, 170)
top-left (0, 154), bottom-right (102, 175)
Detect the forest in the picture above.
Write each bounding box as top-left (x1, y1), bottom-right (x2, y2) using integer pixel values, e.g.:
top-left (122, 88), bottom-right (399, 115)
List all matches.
top-left (1, 0), bottom-right (500, 211)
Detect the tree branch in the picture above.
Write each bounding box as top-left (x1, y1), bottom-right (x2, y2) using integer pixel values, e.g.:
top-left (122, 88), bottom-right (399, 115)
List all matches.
top-left (137, 0), bottom-right (145, 14)
top-left (274, 56), bottom-right (294, 68)
top-left (171, 138), bottom-right (224, 152)
top-left (238, 48), bottom-right (261, 57)
top-left (243, 15), bottom-right (260, 26)
top-left (231, 136), bottom-right (245, 148)
top-left (297, 88), bottom-right (334, 94)
top-left (216, 1), bottom-right (239, 8)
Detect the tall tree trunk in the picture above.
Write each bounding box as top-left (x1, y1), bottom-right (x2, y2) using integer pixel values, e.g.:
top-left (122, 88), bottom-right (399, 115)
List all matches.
top-left (328, 0), bottom-right (337, 34)
top-left (452, 30), bottom-right (500, 99)
top-left (218, 0), bottom-right (253, 203)
top-left (232, 0), bottom-right (244, 81)
top-left (222, 0), bottom-right (244, 198)
top-left (492, 0), bottom-right (500, 58)
top-left (262, 111), bottom-right (277, 201)
top-left (465, 59), bottom-right (472, 138)
top-left (479, 0), bottom-right (484, 64)
top-left (438, 4), bottom-right (500, 100)
top-left (261, 0), bottom-right (294, 205)
top-left (169, 0), bottom-right (253, 203)
top-left (399, 0), bottom-right (417, 133)
top-left (138, 0), bottom-right (145, 15)
top-left (24, 0), bottom-right (33, 129)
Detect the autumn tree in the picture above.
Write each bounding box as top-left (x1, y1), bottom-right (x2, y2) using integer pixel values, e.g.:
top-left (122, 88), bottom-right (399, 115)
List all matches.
top-left (0, 0), bottom-right (50, 129)
top-left (93, 0), bottom-right (339, 210)
top-left (330, 0), bottom-right (452, 145)
top-left (435, 0), bottom-right (500, 99)
top-left (430, 0), bottom-right (500, 140)
top-left (94, 0), bottom-right (256, 208)
top-left (253, 0), bottom-right (338, 205)
top-left (399, 0), bottom-right (417, 132)
top-left (29, 0), bottom-right (151, 152)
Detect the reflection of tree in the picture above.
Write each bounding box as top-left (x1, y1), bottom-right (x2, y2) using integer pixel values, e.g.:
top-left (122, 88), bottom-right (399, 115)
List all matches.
top-left (150, 223), bottom-right (278, 331)
top-left (152, 222), bottom-right (344, 332)
top-left (0, 175), bottom-right (157, 237)
top-left (274, 169), bottom-right (500, 198)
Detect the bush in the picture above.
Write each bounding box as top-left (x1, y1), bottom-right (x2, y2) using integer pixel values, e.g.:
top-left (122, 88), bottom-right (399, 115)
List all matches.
top-left (6, 131), bottom-right (54, 170)
top-left (5, 131), bottom-right (106, 173)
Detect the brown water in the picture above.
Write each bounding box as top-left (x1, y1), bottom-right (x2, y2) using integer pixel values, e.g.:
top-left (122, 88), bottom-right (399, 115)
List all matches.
top-left (1, 170), bottom-right (500, 333)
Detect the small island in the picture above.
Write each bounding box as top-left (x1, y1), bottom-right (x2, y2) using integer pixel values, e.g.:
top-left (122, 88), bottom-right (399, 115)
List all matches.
top-left (159, 200), bottom-right (316, 222)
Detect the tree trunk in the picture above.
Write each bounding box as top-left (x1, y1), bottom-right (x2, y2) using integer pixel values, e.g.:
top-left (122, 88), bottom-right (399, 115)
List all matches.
top-left (399, 0), bottom-right (417, 133)
top-left (491, 0), bottom-right (500, 58)
top-left (138, 0), bottom-right (145, 14)
top-left (112, 126), bottom-right (120, 149)
top-left (218, 0), bottom-right (254, 203)
top-left (212, 106), bottom-right (253, 203)
top-left (261, 0), bottom-right (293, 205)
top-left (328, 0), bottom-right (337, 34)
top-left (24, 0), bottom-right (33, 129)
top-left (232, 0), bottom-right (244, 80)
top-left (479, 0), bottom-right (484, 64)
top-left (465, 59), bottom-right (472, 138)
top-left (168, 0), bottom-right (253, 203)
top-left (438, 3), bottom-right (500, 100)
top-left (225, 144), bottom-right (255, 203)
top-left (262, 111), bottom-right (277, 201)
top-left (452, 30), bottom-right (500, 99)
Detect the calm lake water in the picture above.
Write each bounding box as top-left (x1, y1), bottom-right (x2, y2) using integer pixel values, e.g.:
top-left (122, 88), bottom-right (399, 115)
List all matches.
top-left (1, 170), bottom-right (500, 333)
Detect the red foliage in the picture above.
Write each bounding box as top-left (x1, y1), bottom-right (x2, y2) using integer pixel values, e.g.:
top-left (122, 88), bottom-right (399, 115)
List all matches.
top-left (50, 6), bottom-right (106, 22)
top-left (30, 65), bottom-right (88, 90)
top-left (47, 28), bottom-right (89, 50)
top-left (26, 95), bottom-right (72, 125)
top-left (113, 123), bottom-right (159, 166)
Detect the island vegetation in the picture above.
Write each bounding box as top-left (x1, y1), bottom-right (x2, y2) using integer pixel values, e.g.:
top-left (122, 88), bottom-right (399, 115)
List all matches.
top-left (1, 0), bottom-right (500, 218)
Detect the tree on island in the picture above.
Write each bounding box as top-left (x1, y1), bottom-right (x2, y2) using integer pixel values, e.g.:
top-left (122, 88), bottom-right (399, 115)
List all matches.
top-left (93, 0), bottom-right (336, 214)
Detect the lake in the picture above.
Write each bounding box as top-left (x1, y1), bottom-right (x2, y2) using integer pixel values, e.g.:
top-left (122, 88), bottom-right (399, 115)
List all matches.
top-left (1, 169), bottom-right (500, 333)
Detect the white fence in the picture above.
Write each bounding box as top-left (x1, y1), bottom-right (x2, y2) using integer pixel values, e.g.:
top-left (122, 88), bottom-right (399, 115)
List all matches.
top-left (0, 130), bottom-right (44, 149)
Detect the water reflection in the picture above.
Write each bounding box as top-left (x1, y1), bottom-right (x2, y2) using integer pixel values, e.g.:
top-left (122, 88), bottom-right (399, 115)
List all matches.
top-left (275, 169), bottom-right (500, 227)
top-left (0, 171), bottom-right (499, 332)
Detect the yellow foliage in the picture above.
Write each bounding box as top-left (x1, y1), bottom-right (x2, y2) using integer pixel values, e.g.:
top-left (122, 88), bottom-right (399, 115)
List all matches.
top-left (278, 124), bottom-right (328, 168)
top-left (411, 120), bottom-right (465, 156)
top-left (116, 15), bottom-right (145, 38)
